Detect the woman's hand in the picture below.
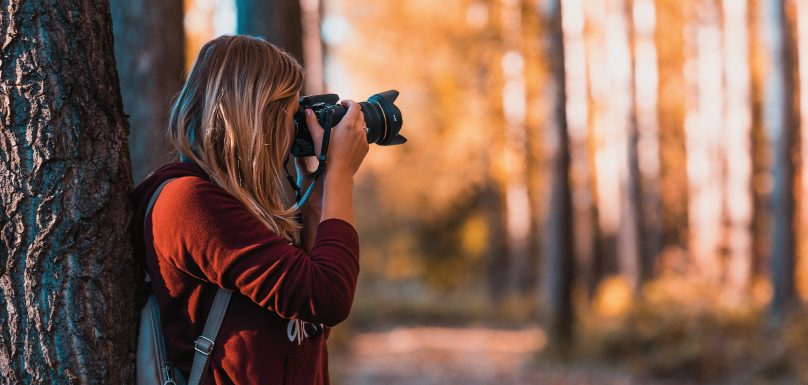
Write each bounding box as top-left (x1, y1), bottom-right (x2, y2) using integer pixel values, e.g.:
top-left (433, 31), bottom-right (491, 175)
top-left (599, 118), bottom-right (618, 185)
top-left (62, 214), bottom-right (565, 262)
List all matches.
top-left (303, 100), bottom-right (369, 177)
top-left (302, 99), bottom-right (369, 226)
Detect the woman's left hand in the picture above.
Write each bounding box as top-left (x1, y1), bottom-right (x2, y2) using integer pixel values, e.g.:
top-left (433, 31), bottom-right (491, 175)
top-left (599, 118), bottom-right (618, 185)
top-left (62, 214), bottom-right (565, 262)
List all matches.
top-left (294, 156), bottom-right (324, 211)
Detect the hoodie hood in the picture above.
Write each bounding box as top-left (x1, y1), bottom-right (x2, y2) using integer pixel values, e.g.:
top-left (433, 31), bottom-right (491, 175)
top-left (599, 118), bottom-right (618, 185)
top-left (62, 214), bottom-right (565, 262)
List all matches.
top-left (130, 160), bottom-right (212, 272)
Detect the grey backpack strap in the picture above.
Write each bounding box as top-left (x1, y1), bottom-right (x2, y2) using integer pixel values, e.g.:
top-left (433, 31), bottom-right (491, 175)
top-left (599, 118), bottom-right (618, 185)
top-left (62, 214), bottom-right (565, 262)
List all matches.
top-left (145, 178), bottom-right (178, 233)
top-left (188, 287), bottom-right (232, 385)
top-left (145, 177), bottom-right (233, 385)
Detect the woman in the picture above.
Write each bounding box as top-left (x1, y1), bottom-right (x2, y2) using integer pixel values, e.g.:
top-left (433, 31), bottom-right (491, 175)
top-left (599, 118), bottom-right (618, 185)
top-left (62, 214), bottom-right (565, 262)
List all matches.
top-left (130, 35), bottom-right (368, 384)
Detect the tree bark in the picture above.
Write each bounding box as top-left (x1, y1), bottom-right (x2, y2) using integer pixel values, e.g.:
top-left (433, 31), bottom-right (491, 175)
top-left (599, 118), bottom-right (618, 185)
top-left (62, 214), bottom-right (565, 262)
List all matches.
top-left (111, 0), bottom-right (184, 183)
top-left (759, 0), bottom-right (797, 318)
top-left (541, 0), bottom-right (575, 351)
top-left (237, 0), bottom-right (305, 66)
top-left (0, 1), bottom-right (138, 383)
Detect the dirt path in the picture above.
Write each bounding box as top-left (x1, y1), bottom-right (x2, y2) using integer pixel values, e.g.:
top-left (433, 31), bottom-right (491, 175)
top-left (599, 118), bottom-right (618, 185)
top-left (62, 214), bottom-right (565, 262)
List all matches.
top-left (331, 326), bottom-right (691, 385)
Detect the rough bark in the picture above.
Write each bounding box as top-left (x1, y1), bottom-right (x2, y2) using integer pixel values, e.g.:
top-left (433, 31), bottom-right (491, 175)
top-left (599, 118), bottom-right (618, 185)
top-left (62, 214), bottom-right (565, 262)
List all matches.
top-left (759, 0), bottom-right (797, 318)
top-left (0, 1), bottom-right (138, 383)
top-left (541, 0), bottom-right (574, 350)
top-left (236, 0), bottom-right (305, 66)
top-left (111, 0), bottom-right (184, 183)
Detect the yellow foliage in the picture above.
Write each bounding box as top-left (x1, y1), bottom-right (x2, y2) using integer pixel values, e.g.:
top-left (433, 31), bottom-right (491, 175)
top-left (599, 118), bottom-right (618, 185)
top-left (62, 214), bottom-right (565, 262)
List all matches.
top-left (592, 276), bottom-right (633, 319)
top-left (459, 214), bottom-right (487, 259)
top-left (383, 234), bottom-right (422, 281)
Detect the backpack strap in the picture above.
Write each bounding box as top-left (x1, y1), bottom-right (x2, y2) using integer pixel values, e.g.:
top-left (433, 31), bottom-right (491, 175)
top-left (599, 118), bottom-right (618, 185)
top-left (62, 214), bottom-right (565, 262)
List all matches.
top-left (144, 177), bottom-right (233, 385)
top-left (188, 288), bottom-right (232, 385)
top-left (144, 178), bottom-right (178, 233)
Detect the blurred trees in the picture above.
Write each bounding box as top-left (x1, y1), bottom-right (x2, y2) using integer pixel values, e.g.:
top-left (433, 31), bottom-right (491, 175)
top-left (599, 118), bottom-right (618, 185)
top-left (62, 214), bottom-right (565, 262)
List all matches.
top-left (722, 0), bottom-right (754, 302)
top-left (1, 0), bottom-right (807, 381)
top-left (759, 0), bottom-right (798, 318)
top-left (0, 0), bottom-right (138, 382)
top-left (328, 0), bottom-right (808, 354)
top-left (111, 0), bottom-right (185, 183)
top-left (539, 0), bottom-right (575, 350)
top-left (236, 0), bottom-right (305, 65)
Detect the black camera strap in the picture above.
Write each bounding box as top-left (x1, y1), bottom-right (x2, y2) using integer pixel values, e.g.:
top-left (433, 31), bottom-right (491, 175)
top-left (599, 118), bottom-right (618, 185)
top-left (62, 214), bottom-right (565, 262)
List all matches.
top-left (286, 114), bottom-right (334, 212)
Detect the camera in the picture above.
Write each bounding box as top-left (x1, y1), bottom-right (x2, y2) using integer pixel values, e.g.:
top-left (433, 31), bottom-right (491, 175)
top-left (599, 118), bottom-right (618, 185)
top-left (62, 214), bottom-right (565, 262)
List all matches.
top-left (290, 90), bottom-right (406, 157)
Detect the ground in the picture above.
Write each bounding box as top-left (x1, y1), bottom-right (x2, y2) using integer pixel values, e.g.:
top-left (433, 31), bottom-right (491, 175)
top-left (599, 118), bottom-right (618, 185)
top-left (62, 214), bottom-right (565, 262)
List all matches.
top-left (330, 326), bottom-right (696, 385)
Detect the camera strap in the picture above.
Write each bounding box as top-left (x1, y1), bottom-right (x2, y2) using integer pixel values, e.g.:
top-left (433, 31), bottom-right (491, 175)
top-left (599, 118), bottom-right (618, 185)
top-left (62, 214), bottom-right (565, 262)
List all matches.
top-left (286, 118), bottom-right (334, 211)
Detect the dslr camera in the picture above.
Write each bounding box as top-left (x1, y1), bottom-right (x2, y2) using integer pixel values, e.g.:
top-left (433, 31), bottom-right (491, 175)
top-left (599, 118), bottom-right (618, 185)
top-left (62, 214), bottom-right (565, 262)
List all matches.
top-left (291, 90), bottom-right (406, 157)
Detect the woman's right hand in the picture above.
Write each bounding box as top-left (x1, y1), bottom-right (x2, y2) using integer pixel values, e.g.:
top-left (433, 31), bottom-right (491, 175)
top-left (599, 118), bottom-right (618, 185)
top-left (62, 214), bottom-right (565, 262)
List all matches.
top-left (304, 99), bottom-right (369, 226)
top-left (304, 99), bottom-right (369, 177)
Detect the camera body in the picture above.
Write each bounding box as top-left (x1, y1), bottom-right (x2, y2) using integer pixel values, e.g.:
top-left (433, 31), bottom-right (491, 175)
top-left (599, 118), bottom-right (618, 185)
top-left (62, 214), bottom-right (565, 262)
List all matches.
top-left (291, 90), bottom-right (406, 157)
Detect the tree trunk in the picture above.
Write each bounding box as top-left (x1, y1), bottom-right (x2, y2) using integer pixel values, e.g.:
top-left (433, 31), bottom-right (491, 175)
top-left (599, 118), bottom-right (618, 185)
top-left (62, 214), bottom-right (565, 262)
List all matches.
top-left (797, 0), bottom-right (808, 301)
top-left (721, 0), bottom-right (754, 303)
top-left (559, 0), bottom-right (598, 301)
top-left (630, 0), bottom-right (662, 286)
top-left (541, 0), bottom-right (575, 352)
top-left (111, 0), bottom-right (185, 183)
top-left (619, 0), bottom-right (648, 291)
top-left (684, 0), bottom-right (725, 283)
top-left (759, 0), bottom-right (797, 318)
top-left (481, 181), bottom-right (512, 301)
top-left (654, 0), bottom-right (689, 275)
top-left (584, 0), bottom-right (614, 291)
top-left (300, 0), bottom-right (325, 94)
top-left (0, 1), bottom-right (138, 383)
top-left (237, 0), bottom-right (305, 66)
top-left (498, 0), bottom-right (534, 297)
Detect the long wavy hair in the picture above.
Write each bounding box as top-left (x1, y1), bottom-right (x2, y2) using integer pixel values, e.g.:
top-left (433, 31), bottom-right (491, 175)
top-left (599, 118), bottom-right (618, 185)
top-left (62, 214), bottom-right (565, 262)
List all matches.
top-left (167, 35), bottom-right (304, 243)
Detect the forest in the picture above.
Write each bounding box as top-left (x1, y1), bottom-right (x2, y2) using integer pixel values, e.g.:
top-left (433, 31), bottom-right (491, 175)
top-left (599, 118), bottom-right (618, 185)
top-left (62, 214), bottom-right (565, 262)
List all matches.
top-left (2, 0), bottom-right (808, 384)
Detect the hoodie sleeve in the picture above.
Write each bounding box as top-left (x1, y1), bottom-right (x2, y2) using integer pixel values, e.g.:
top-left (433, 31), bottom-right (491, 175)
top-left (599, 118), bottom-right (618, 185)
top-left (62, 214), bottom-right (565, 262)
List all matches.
top-left (149, 176), bottom-right (360, 327)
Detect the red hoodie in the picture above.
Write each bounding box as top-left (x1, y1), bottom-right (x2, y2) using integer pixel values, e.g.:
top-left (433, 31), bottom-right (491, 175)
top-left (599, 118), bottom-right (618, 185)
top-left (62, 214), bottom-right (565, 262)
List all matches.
top-left (130, 161), bottom-right (359, 385)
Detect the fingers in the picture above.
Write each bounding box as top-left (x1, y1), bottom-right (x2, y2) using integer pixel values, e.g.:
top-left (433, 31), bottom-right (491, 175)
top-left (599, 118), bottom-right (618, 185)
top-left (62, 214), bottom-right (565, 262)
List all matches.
top-left (304, 109), bottom-right (323, 132)
top-left (294, 155), bottom-right (317, 175)
top-left (339, 100), bottom-right (362, 126)
top-left (304, 109), bottom-right (325, 157)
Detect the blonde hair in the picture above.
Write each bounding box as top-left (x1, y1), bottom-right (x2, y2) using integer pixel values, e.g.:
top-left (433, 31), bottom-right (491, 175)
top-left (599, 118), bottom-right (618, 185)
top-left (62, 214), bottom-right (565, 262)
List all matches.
top-left (167, 35), bottom-right (304, 243)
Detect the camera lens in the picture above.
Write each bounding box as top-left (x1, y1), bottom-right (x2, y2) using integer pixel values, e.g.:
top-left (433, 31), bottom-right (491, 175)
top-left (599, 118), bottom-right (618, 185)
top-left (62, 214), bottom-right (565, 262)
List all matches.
top-left (359, 90), bottom-right (406, 146)
top-left (291, 90), bottom-right (406, 157)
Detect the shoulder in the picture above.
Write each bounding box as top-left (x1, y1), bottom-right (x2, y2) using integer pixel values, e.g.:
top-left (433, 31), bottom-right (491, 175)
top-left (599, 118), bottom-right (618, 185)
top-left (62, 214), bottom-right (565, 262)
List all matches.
top-left (151, 176), bottom-right (253, 232)
top-left (157, 176), bottom-right (244, 211)
top-left (161, 176), bottom-right (229, 203)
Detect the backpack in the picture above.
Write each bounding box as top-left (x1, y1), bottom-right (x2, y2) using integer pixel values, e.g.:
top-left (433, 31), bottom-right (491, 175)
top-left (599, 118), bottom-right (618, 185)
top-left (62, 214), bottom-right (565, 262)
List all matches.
top-left (136, 177), bottom-right (233, 385)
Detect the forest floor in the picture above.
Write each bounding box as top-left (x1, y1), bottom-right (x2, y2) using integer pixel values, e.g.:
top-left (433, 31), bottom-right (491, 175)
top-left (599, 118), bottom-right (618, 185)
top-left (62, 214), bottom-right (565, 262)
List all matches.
top-left (329, 326), bottom-right (698, 385)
